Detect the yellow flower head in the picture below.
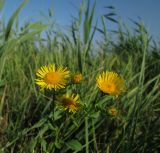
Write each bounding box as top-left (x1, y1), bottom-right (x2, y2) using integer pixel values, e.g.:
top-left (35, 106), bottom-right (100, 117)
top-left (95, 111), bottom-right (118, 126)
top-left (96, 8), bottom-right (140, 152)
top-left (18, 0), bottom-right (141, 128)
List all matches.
top-left (108, 106), bottom-right (118, 117)
top-left (35, 64), bottom-right (70, 90)
top-left (57, 93), bottom-right (79, 113)
top-left (96, 71), bottom-right (125, 96)
top-left (73, 73), bottom-right (83, 84)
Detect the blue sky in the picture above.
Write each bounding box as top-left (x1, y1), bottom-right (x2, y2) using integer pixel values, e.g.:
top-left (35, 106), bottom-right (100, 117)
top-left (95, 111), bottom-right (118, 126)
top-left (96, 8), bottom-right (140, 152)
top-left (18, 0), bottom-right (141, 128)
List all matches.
top-left (2, 0), bottom-right (160, 39)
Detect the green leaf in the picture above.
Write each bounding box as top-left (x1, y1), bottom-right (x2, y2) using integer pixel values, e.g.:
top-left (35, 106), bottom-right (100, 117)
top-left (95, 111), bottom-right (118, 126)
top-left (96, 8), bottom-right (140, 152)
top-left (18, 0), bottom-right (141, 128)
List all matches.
top-left (38, 125), bottom-right (49, 137)
top-left (0, 80), bottom-right (5, 88)
top-left (90, 111), bottom-right (100, 119)
top-left (23, 22), bottom-right (48, 32)
top-left (4, 0), bottom-right (29, 41)
top-left (40, 138), bottom-right (47, 152)
top-left (0, 0), bottom-right (5, 12)
top-left (27, 138), bottom-right (37, 153)
top-left (55, 141), bottom-right (61, 149)
top-left (104, 16), bottom-right (118, 23)
top-left (54, 110), bottom-right (62, 121)
top-left (17, 29), bottom-right (46, 43)
top-left (66, 139), bottom-right (83, 151)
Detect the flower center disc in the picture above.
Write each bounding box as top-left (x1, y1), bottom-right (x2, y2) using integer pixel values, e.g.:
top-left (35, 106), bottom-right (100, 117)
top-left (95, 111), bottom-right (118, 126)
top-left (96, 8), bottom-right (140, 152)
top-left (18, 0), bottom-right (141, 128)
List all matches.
top-left (104, 83), bottom-right (116, 93)
top-left (110, 109), bottom-right (117, 115)
top-left (44, 72), bottom-right (61, 84)
top-left (62, 98), bottom-right (77, 111)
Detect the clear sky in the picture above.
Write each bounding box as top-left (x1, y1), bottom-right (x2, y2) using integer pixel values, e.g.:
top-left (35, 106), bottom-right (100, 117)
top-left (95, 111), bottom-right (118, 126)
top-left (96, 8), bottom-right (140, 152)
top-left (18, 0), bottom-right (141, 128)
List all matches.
top-left (2, 0), bottom-right (160, 40)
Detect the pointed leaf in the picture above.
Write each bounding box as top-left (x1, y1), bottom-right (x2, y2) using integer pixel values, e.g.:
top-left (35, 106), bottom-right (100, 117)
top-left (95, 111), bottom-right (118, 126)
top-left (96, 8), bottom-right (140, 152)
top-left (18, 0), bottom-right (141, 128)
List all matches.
top-left (5, 0), bottom-right (29, 41)
top-left (66, 139), bottom-right (83, 151)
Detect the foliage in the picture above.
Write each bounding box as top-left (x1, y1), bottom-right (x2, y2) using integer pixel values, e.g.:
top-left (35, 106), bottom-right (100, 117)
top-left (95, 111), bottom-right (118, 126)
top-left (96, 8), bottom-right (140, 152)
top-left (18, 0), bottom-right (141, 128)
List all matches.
top-left (0, 1), bottom-right (160, 153)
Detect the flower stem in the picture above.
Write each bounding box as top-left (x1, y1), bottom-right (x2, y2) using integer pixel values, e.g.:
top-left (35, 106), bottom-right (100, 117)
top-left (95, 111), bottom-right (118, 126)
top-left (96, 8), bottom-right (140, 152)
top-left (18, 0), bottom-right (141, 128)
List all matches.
top-left (52, 90), bottom-right (56, 119)
top-left (85, 116), bottom-right (89, 153)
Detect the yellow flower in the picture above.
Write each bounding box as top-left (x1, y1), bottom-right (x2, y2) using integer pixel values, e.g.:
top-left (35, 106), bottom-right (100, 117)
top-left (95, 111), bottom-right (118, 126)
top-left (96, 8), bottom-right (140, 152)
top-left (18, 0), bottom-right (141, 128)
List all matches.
top-left (108, 106), bottom-right (118, 117)
top-left (96, 71), bottom-right (125, 96)
top-left (57, 93), bottom-right (79, 113)
top-left (35, 64), bottom-right (70, 90)
top-left (73, 73), bottom-right (83, 83)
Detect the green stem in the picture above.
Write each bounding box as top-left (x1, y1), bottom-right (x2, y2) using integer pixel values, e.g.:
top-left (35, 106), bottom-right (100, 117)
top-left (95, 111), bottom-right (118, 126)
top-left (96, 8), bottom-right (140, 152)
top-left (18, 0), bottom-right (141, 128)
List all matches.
top-left (92, 119), bottom-right (99, 152)
top-left (52, 90), bottom-right (56, 120)
top-left (85, 117), bottom-right (89, 153)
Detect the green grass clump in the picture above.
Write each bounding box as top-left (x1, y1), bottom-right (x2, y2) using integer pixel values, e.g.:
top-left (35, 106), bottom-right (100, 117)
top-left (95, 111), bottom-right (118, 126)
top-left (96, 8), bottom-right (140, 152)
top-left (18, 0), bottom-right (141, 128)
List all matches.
top-left (0, 1), bottom-right (160, 153)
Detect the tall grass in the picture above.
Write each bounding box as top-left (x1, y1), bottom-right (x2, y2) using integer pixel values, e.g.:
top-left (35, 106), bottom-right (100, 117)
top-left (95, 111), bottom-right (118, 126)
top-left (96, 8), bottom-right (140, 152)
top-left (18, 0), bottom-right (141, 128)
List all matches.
top-left (0, 1), bottom-right (160, 153)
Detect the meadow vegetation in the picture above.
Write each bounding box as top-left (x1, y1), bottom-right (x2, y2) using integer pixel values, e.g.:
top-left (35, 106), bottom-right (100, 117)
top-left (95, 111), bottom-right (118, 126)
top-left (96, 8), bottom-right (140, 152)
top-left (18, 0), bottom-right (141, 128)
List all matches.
top-left (0, 0), bottom-right (160, 152)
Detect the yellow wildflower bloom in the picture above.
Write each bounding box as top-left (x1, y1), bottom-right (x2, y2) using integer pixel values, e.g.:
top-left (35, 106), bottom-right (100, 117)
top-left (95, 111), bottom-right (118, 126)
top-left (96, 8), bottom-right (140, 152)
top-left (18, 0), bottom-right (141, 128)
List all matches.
top-left (96, 71), bottom-right (125, 96)
top-left (73, 73), bottom-right (83, 83)
top-left (57, 93), bottom-right (79, 113)
top-left (108, 106), bottom-right (118, 117)
top-left (35, 64), bottom-right (70, 90)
